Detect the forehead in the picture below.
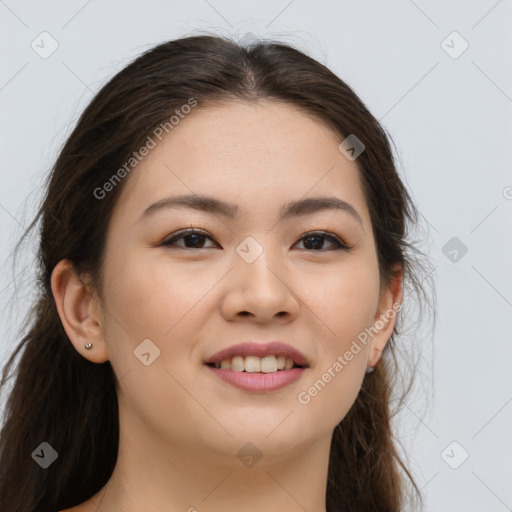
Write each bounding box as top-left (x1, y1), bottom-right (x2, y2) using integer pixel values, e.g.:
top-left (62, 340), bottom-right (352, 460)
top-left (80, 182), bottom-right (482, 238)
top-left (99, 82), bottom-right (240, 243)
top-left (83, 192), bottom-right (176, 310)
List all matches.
top-left (110, 100), bottom-right (370, 229)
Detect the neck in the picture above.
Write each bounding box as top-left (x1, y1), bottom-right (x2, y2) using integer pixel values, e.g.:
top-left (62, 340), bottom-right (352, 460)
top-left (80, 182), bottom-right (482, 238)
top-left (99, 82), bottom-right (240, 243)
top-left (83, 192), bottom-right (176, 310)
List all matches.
top-left (86, 405), bottom-right (332, 512)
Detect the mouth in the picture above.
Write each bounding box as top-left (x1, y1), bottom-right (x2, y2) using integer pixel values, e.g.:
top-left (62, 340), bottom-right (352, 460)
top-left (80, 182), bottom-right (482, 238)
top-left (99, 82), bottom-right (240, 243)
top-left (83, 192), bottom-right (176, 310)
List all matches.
top-left (203, 341), bottom-right (310, 371)
top-left (203, 342), bottom-right (310, 392)
top-left (205, 356), bottom-right (306, 373)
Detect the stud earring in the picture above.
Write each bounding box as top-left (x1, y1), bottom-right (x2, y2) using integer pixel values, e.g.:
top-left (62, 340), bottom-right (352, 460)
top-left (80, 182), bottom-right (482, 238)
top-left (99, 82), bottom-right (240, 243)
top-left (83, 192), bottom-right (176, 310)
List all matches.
top-left (365, 366), bottom-right (375, 374)
top-left (84, 343), bottom-right (93, 350)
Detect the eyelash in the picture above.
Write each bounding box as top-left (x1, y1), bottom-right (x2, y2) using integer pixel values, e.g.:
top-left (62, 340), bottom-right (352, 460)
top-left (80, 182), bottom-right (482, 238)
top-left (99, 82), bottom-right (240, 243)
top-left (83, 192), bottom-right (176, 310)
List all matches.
top-left (161, 228), bottom-right (352, 252)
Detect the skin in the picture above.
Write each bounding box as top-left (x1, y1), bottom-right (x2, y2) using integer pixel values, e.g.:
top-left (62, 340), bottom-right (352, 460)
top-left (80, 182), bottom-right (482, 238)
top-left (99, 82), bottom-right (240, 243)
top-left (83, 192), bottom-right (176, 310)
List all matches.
top-left (52, 100), bottom-right (402, 512)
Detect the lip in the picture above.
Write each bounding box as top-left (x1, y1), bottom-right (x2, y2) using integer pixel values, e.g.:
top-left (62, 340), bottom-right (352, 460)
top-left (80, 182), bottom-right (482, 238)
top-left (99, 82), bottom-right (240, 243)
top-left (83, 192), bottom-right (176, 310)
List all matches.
top-left (203, 341), bottom-right (310, 367)
top-left (205, 365), bottom-right (307, 392)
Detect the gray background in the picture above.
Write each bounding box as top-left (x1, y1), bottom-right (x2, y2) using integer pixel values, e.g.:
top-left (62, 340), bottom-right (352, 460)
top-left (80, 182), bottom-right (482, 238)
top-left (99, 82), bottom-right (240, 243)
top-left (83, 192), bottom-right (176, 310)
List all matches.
top-left (1, 1), bottom-right (511, 510)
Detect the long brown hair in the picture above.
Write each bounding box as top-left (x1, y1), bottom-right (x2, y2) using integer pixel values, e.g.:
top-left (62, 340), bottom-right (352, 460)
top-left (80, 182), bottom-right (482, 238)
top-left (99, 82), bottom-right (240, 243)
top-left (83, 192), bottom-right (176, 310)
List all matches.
top-left (0, 33), bottom-right (434, 512)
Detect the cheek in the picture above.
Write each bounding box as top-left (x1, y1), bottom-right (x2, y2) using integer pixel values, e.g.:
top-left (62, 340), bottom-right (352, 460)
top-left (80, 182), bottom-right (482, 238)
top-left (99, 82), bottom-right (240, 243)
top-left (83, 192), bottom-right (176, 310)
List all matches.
top-left (102, 249), bottom-right (216, 359)
top-left (297, 356), bottom-right (366, 430)
top-left (294, 259), bottom-right (379, 423)
top-left (299, 258), bottom-right (380, 353)
top-left (100, 253), bottom-right (215, 436)
top-left (295, 267), bottom-right (377, 425)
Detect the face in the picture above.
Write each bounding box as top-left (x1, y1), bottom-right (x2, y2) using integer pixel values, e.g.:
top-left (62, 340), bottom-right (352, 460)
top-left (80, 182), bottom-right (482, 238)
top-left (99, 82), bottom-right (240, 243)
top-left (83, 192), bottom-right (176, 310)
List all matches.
top-left (81, 100), bottom-right (399, 459)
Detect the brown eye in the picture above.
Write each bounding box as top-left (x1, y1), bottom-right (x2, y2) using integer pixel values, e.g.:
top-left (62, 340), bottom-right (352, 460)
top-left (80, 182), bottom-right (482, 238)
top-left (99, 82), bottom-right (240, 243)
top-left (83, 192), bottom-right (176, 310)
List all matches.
top-left (162, 229), bottom-right (218, 249)
top-left (294, 232), bottom-right (351, 251)
top-left (161, 229), bottom-right (352, 252)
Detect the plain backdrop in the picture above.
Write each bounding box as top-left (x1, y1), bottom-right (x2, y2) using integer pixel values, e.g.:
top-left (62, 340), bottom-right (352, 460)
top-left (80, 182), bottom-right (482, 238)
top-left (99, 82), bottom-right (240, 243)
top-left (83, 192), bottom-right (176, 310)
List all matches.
top-left (1, 1), bottom-right (511, 510)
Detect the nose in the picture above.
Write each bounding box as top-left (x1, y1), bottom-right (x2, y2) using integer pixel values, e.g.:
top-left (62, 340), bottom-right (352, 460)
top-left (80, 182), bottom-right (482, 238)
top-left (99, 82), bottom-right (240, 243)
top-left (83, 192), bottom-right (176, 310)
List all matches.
top-left (220, 249), bottom-right (300, 324)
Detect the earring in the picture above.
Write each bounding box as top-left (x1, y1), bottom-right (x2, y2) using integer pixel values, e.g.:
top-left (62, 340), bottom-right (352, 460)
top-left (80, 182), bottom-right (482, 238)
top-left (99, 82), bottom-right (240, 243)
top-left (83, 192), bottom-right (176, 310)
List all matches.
top-left (365, 366), bottom-right (375, 374)
top-left (84, 343), bottom-right (93, 350)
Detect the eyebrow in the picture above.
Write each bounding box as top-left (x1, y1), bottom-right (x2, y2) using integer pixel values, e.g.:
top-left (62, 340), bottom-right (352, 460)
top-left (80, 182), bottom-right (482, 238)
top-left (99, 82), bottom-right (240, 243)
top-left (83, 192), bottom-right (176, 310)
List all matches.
top-left (137, 194), bottom-right (364, 227)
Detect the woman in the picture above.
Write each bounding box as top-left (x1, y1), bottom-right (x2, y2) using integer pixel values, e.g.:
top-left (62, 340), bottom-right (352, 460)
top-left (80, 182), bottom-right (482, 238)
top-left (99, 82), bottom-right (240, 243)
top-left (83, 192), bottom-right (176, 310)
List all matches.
top-left (0, 34), bottom-right (434, 512)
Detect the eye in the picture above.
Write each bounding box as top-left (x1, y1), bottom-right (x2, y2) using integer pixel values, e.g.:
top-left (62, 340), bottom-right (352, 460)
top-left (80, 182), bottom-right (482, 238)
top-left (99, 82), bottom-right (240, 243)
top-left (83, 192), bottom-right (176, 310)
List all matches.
top-left (161, 229), bottom-right (352, 251)
top-left (161, 228), bottom-right (219, 249)
top-left (293, 231), bottom-right (352, 251)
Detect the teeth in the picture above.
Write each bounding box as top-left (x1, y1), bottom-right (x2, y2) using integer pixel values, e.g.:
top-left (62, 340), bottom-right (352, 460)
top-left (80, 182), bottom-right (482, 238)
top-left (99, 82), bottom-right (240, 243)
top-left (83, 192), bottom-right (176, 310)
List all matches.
top-left (245, 355), bottom-right (261, 373)
top-left (261, 355), bottom-right (277, 373)
top-left (213, 355), bottom-right (298, 373)
top-left (231, 356), bottom-right (244, 372)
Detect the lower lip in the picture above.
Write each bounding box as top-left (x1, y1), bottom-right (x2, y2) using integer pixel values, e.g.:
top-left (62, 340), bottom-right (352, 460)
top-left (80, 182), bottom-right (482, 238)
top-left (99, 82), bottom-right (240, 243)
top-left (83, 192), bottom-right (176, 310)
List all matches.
top-left (205, 365), bottom-right (307, 392)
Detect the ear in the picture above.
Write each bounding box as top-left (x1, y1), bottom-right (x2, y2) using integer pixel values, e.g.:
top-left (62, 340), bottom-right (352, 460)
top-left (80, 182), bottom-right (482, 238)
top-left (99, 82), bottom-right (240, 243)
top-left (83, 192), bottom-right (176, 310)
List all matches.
top-left (367, 265), bottom-right (403, 368)
top-left (51, 259), bottom-right (109, 363)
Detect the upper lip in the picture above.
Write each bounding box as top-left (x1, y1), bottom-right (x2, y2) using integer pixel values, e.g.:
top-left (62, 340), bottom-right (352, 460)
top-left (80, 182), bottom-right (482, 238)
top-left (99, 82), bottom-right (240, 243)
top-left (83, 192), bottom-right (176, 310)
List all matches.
top-left (204, 341), bottom-right (310, 367)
